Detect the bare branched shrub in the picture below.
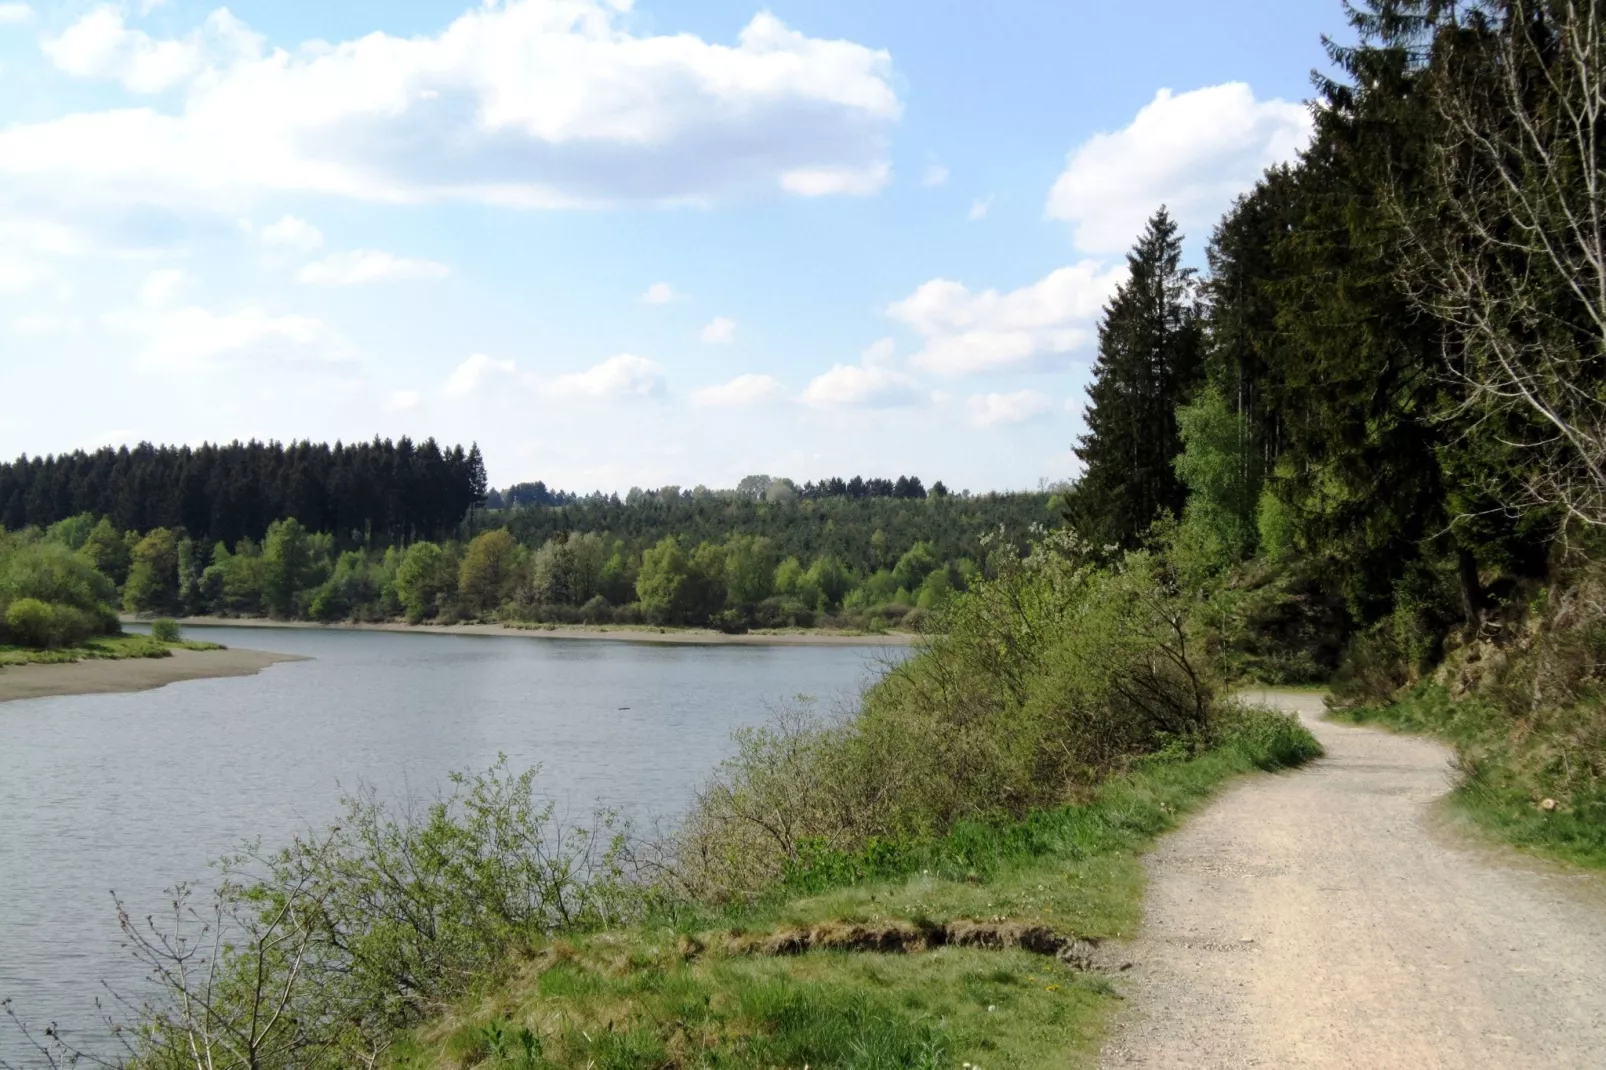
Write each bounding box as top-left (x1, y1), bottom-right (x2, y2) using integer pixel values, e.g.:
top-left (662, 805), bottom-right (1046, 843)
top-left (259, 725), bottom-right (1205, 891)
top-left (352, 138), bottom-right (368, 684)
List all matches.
top-left (5, 759), bottom-right (629, 1070)
top-left (1397, 1), bottom-right (1606, 525)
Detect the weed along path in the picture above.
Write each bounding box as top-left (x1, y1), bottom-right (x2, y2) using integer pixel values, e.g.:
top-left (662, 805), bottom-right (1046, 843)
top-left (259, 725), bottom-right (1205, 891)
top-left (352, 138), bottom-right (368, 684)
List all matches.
top-left (1102, 690), bottom-right (1606, 1069)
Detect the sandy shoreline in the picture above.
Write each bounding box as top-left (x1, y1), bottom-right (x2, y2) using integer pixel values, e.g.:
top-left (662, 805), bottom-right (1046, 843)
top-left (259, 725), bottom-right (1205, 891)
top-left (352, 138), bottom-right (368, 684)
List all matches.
top-left (133, 616), bottom-right (919, 648)
top-left (0, 647), bottom-right (306, 704)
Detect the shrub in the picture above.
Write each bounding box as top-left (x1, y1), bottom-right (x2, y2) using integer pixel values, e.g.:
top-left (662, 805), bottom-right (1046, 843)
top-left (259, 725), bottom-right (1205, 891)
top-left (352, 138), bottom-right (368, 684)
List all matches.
top-left (149, 617), bottom-right (183, 642)
top-left (673, 531), bottom-right (1218, 902)
top-left (110, 760), bottom-right (629, 1070)
top-left (5, 598), bottom-right (58, 648)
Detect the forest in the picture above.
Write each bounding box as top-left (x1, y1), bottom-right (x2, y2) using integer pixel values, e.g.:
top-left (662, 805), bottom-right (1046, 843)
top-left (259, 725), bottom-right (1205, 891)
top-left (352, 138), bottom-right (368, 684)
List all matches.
top-left (0, 470), bottom-right (1053, 636)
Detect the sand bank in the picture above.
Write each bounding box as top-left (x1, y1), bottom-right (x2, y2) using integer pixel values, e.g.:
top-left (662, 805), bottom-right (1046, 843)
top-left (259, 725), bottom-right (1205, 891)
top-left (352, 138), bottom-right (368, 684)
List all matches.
top-left (0, 647), bottom-right (306, 703)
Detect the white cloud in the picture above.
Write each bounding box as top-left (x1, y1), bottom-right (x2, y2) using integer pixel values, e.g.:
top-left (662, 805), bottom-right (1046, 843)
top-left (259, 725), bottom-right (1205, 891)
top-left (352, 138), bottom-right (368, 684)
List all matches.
top-left (444, 353), bottom-right (516, 396)
top-left (966, 390), bottom-right (1054, 429)
top-left (691, 373), bottom-right (782, 407)
top-left (0, 255), bottom-right (51, 292)
top-left (386, 388), bottom-right (421, 411)
top-left (888, 261), bottom-right (1125, 376)
top-left (700, 316), bottom-right (736, 345)
top-left (5, 3), bottom-right (899, 209)
top-left (642, 282), bottom-right (680, 305)
top-left (968, 196), bottom-right (992, 221)
top-left (544, 354), bottom-right (665, 400)
top-left (105, 303), bottom-right (344, 373)
top-left (298, 250), bottom-right (451, 285)
top-left (41, 7), bottom-right (260, 94)
top-left (0, 4), bottom-right (32, 26)
top-left (139, 267), bottom-right (185, 307)
top-left (1046, 83), bottom-right (1312, 254)
top-left (258, 214), bottom-right (324, 251)
top-left (801, 340), bottom-right (921, 409)
top-left (922, 163), bottom-right (949, 187)
top-left (10, 313), bottom-right (76, 336)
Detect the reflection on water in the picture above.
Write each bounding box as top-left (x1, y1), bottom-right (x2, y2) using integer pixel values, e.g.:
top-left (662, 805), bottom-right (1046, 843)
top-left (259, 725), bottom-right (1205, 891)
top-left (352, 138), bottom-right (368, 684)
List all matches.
top-left (0, 626), bottom-right (896, 1060)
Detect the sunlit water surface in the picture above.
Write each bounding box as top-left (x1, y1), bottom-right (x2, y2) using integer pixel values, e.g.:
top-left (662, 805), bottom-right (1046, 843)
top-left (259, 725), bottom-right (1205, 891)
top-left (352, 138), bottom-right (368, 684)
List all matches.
top-left (0, 626), bottom-right (897, 1062)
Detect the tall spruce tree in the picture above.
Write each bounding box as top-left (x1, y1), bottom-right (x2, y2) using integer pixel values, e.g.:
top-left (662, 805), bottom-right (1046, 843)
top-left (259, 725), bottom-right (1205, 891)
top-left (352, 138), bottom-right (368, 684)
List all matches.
top-left (1073, 208), bottom-right (1204, 547)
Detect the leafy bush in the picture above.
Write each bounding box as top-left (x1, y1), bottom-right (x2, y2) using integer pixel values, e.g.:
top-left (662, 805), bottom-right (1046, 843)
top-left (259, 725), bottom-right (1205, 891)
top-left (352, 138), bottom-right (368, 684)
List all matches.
top-left (0, 539), bottom-right (121, 648)
top-left (4, 597), bottom-right (58, 648)
top-left (673, 531), bottom-right (1219, 902)
top-left (149, 617), bottom-right (183, 642)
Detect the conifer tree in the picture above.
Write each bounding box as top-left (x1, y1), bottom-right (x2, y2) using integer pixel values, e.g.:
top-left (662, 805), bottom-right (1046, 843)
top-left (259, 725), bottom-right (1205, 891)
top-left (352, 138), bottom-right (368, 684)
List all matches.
top-left (1073, 208), bottom-right (1204, 547)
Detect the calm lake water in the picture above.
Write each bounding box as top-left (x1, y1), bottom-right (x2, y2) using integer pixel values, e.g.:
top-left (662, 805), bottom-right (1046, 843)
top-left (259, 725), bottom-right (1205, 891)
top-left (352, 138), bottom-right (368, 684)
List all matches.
top-left (0, 626), bottom-right (897, 1061)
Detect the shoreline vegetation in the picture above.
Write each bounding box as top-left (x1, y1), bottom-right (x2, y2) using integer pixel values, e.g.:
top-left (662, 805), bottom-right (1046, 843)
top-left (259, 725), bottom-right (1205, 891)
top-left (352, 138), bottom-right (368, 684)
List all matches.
top-left (129, 614), bottom-right (918, 647)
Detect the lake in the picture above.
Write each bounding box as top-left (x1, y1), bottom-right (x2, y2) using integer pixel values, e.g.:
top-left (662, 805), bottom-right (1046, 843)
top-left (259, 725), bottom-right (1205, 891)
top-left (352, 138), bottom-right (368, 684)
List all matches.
top-left (0, 626), bottom-right (898, 1062)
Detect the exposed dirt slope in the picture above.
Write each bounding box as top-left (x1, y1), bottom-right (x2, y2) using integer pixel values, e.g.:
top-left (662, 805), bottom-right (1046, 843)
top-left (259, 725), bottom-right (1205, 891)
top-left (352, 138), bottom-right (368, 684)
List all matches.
top-left (1103, 690), bottom-right (1606, 1069)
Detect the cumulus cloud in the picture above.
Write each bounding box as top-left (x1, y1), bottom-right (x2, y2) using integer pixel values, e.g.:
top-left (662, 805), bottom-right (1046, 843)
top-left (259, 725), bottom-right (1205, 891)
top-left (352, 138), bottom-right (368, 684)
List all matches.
top-left (298, 250), bottom-right (451, 285)
top-left (0, 3), bottom-right (33, 26)
top-left (5, 2), bottom-right (900, 209)
top-left (968, 196), bottom-right (992, 221)
top-left (444, 353), bottom-right (516, 395)
top-left (258, 214), bottom-right (324, 251)
top-left (888, 261), bottom-right (1125, 376)
top-left (139, 267), bottom-right (185, 307)
top-left (801, 339), bottom-right (920, 409)
top-left (1046, 83), bottom-right (1312, 254)
top-left (691, 373), bottom-right (781, 407)
top-left (922, 162), bottom-right (949, 187)
top-left (700, 316), bottom-right (736, 344)
top-left (641, 282), bottom-right (680, 305)
top-left (966, 390), bottom-right (1054, 428)
top-left (42, 7), bottom-right (261, 94)
top-left (386, 388), bottom-right (421, 411)
top-left (544, 354), bottom-right (664, 399)
top-left (105, 303), bottom-right (345, 373)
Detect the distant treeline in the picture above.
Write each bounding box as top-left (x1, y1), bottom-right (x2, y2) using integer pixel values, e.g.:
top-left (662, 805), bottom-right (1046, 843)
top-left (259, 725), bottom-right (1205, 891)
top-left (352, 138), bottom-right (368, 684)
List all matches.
top-left (0, 439), bottom-right (488, 546)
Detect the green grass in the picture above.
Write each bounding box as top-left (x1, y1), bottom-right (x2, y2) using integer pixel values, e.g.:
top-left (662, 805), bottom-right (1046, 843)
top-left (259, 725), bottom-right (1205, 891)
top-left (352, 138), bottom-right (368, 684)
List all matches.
top-left (0, 633), bottom-right (226, 666)
top-left (1333, 686), bottom-right (1606, 871)
top-left (395, 710), bottom-right (1322, 1070)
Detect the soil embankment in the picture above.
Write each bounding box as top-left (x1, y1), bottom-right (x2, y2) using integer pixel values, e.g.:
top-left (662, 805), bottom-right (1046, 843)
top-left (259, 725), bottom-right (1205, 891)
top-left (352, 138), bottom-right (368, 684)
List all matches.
top-left (1104, 690), bottom-right (1606, 1069)
top-left (0, 647), bottom-right (304, 703)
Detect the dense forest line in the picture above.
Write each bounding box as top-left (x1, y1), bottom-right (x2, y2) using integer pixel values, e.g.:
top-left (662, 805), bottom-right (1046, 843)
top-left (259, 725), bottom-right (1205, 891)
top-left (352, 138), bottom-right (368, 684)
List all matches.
top-left (0, 439), bottom-right (488, 547)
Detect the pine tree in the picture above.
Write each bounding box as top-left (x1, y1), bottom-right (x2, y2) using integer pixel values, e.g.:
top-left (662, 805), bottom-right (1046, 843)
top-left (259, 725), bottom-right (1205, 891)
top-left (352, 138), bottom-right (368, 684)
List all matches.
top-left (1073, 208), bottom-right (1204, 547)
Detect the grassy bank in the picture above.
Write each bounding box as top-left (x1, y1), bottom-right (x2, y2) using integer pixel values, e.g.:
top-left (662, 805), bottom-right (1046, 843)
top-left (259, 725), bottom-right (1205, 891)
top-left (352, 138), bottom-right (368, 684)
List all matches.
top-left (394, 712), bottom-right (1320, 1070)
top-left (1334, 686), bottom-right (1606, 871)
top-left (0, 632), bottom-right (223, 666)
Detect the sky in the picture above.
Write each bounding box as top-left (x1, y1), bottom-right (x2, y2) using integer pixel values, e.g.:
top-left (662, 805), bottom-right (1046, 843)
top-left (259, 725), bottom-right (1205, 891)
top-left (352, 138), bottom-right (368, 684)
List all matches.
top-left (0, 0), bottom-right (1344, 493)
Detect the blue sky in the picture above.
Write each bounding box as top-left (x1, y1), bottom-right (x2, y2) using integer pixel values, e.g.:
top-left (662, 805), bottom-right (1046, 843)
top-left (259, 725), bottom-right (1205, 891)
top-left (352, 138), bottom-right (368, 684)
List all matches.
top-left (0, 0), bottom-right (1342, 492)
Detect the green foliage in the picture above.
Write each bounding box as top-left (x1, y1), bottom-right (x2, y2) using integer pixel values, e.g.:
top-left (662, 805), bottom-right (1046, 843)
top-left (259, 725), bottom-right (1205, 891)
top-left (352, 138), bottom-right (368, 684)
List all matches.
top-left (262, 518), bottom-right (319, 618)
top-left (79, 517), bottom-right (133, 586)
top-left (1073, 208), bottom-right (1204, 548)
top-left (114, 760), bottom-right (627, 1070)
top-left (0, 537), bottom-right (120, 647)
top-left (395, 541), bottom-right (454, 623)
top-left (1173, 386), bottom-right (1259, 574)
top-left (675, 530), bottom-right (1223, 902)
top-left (149, 618), bottom-right (183, 642)
top-left (124, 528), bottom-right (181, 615)
top-left (459, 528), bottom-right (524, 617)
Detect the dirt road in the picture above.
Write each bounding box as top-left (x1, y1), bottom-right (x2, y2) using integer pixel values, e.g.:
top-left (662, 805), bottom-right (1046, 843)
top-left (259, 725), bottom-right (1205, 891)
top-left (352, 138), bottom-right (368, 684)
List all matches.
top-left (1103, 690), bottom-right (1606, 1069)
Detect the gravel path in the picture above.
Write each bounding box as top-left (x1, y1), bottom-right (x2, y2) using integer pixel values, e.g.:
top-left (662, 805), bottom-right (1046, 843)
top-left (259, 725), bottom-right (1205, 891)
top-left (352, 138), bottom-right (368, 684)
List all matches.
top-left (1102, 690), bottom-right (1606, 1069)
